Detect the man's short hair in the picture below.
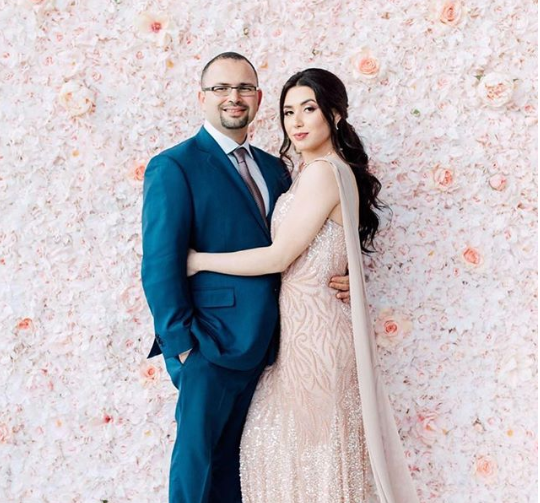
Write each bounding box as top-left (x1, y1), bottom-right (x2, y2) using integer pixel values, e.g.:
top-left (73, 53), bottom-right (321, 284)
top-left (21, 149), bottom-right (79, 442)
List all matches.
top-left (200, 52), bottom-right (259, 86)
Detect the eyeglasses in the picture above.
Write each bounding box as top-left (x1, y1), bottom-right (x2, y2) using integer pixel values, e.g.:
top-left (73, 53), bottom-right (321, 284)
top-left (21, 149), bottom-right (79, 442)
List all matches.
top-left (201, 85), bottom-right (258, 97)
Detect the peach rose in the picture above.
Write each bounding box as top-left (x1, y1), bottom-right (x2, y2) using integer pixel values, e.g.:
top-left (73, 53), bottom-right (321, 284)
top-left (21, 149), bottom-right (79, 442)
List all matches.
top-left (351, 48), bottom-right (382, 81)
top-left (131, 163), bottom-right (146, 182)
top-left (474, 454), bottom-right (497, 483)
top-left (431, 165), bottom-right (455, 191)
top-left (488, 174), bottom-right (507, 191)
top-left (438, 0), bottom-right (465, 26)
top-left (461, 246), bottom-right (483, 268)
top-left (413, 411), bottom-right (445, 446)
top-left (477, 72), bottom-right (515, 109)
top-left (58, 80), bottom-right (95, 117)
top-left (375, 308), bottom-right (413, 349)
top-left (140, 362), bottom-right (161, 383)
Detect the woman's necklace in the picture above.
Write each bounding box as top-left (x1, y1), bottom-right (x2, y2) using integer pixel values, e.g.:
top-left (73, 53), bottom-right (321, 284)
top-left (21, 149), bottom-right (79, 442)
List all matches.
top-left (298, 150), bottom-right (336, 173)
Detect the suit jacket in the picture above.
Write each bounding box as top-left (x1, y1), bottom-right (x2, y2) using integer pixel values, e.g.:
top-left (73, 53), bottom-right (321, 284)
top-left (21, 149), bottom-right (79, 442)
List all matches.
top-left (141, 126), bottom-right (292, 370)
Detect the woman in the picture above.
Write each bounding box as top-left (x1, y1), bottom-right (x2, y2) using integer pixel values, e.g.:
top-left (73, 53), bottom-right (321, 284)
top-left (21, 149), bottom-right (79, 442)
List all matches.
top-left (187, 69), bottom-right (419, 503)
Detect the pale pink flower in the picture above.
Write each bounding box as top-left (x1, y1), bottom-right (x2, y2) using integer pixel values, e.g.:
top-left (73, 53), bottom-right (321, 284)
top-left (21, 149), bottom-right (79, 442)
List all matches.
top-left (413, 411), bottom-right (446, 446)
top-left (488, 174), bottom-right (507, 191)
top-left (477, 73), bottom-right (515, 108)
top-left (135, 12), bottom-right (172, 46)
top-left (0, 423), bottom-right (10, 443)
top-left (431, 165), bottom-right (455, 191)
top-left (375, 309), bottom-right (413, 349)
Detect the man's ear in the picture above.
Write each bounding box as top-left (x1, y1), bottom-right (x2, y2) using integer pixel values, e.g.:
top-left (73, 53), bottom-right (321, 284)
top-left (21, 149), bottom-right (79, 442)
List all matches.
top-left (257, 89), bottom-right (263, 107)
top-left (198, 90), bottom-right (206, 107)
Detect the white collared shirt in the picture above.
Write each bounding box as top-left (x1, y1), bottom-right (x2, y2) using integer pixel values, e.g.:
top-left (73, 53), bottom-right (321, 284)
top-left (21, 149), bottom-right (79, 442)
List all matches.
top-left (203, 120), bottom-right (270, 215)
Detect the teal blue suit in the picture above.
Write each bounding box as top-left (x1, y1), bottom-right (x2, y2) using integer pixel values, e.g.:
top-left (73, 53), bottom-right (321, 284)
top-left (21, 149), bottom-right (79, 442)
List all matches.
top-left (141, 126), bottom-right (291, 503)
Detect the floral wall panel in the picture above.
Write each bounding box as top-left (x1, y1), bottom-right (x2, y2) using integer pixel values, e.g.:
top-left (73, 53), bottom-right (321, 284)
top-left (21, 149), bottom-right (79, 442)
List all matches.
top-left (0, 0), bottom-right (537, 502)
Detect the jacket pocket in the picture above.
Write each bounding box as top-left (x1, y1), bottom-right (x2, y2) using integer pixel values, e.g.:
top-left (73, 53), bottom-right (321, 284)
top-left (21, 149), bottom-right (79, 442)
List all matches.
top-left (192, 288), bottom-right (235, 308)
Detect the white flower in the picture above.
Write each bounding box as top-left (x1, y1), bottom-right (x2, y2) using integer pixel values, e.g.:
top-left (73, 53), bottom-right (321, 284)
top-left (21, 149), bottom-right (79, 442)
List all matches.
top-left (498, 350), bottom-right (535, 387)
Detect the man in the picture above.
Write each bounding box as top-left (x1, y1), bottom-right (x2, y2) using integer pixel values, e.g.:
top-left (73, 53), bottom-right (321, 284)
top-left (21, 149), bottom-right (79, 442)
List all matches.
top-left (141, 52), bottom-right (350, 503)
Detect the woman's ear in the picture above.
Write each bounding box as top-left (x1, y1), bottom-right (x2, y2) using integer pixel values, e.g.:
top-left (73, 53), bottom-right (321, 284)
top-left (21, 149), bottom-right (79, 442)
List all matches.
top-left (333, 112), bottom-right (342, 130)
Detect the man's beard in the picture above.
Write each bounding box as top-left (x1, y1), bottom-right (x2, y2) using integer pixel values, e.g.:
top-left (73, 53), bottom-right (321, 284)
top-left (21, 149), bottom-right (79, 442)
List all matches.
top-left (220, 112), bottom-right (250, 130)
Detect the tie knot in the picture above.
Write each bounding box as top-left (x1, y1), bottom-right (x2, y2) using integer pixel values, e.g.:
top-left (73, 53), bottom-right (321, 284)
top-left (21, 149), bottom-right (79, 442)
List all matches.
top-left (232, 147), bottom-right (248, 163)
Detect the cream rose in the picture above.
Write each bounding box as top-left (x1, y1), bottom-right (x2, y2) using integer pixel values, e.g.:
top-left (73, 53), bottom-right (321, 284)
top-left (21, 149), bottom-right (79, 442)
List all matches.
top-left (374, 308), bottom-right (413, 349)
top-left (477, 73), bottom-right (515, 108)
top-left (58, 80), bottom-right (95, 117)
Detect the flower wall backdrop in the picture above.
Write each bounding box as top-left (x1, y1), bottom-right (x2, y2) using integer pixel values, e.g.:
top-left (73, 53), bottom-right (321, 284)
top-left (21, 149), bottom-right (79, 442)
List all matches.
top-left (0, 0), bottom-right (537, 502)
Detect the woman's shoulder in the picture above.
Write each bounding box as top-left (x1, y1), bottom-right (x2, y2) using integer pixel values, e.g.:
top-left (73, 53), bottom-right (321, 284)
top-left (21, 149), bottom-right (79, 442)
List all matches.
top-left (293, 157), bottom-right (340, 200)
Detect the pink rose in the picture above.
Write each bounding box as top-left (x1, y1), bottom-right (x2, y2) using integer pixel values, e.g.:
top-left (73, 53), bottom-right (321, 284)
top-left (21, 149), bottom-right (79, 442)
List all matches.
top-left (130, 163), bottom-right (146, 182)
top-left (16, 317), bottom-right (34, 331)
top-left (351, 48), bottom-right (382, 81)
top-left (461, 246), bottom-right (483, 268)
top-left (375, 308), bottom-right (413, 349)
top-left (438, 0), bottom-right (465, 26)
top-left (474, 454), bottom-right (497, 483)
top-left (489, 174), bottom-right (507, 191)
top-left (140, 362), bottom-right (161, 384)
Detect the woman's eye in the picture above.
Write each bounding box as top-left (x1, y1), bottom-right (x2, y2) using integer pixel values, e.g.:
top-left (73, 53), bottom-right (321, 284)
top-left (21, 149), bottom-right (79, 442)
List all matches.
top-left (305, 106), bottom-right (315, 112)
top-left (283, 111), bottom-right (293, 116)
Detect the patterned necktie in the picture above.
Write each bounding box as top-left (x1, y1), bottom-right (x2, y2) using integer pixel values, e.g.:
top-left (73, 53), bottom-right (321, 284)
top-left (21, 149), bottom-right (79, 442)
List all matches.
top-left (231, 147), bottom-right (267, 224)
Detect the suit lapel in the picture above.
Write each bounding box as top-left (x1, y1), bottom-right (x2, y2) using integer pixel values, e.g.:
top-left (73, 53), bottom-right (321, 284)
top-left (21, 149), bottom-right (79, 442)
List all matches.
top-left (196, 128), bottom-right (271, 239)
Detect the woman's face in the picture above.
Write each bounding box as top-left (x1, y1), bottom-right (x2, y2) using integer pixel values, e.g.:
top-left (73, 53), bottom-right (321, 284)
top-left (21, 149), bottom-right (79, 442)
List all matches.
top-left (283, 86), bottom-right (334, 161)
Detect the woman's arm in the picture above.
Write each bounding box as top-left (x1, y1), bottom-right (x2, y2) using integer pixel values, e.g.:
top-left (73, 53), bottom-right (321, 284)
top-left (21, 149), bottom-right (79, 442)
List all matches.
top-left (188, 160), bottom-right (340, 276)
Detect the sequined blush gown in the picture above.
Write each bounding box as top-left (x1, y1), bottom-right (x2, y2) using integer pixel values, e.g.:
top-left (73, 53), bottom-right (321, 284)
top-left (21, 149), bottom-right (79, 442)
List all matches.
top-left (239, 167), bottom-right (376, 503)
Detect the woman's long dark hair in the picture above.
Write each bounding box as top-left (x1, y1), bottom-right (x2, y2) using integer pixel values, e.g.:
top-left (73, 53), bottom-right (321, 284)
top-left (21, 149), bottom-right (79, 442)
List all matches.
top-left (279, 68), bottom-right (387, 254)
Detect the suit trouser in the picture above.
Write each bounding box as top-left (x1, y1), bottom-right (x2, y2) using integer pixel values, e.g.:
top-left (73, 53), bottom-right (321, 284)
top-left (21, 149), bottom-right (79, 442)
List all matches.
top-left (164, 346), bottom-right (267, 503)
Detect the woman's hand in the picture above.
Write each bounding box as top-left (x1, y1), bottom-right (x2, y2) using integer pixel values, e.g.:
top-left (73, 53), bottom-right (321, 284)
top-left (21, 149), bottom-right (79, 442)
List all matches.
top-left (187, 249), bottom-right (199, 277)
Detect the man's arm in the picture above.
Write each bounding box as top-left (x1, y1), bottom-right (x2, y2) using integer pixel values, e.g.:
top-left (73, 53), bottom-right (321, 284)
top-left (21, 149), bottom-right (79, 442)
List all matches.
top-left (141, 155), bottom-right (195, 359)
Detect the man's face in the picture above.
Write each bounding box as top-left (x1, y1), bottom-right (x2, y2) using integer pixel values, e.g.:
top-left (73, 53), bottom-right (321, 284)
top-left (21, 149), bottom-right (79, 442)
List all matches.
top-left (198, 59), bottom-right (262, 138)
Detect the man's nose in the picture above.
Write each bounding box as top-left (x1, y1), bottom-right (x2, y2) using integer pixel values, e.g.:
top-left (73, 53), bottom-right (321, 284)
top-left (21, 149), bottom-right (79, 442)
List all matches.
top-left (228, 88), bottom-right (242, 100)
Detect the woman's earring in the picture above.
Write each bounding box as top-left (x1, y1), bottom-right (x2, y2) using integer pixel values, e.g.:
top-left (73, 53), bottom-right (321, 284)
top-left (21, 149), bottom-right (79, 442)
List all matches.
top-left (335, 122), bottom-right (339, 130)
